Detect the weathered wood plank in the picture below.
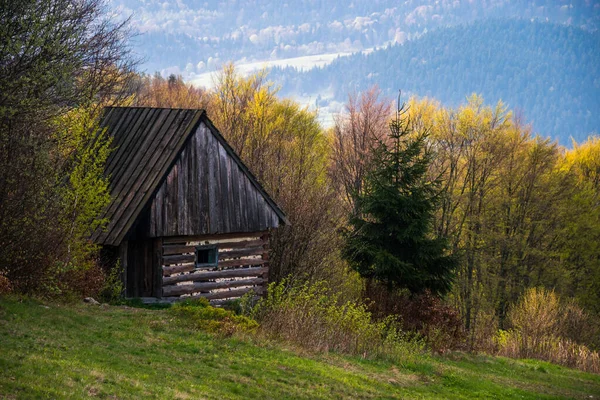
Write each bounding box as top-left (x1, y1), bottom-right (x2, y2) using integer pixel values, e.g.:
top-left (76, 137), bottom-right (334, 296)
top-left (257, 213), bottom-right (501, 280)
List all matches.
top-left (152, 238), bottom-right (163, 298)
top-left (229, 157), bottom-right (242, 232)
top-left (162, 231), bottom-right (266, 244)
top-left (217, 258), bottom-right (265, 268)
top-left (196, 124), bottom-right (210, 234)
top-left (162, 277), bottom-right (265, 297)
top-left (162, 244), bottom-right (195, 256)
top-left (162, 263), bottom-right (195, 276)
top-left (218, 247), bottom-right (264, 260)
top-left (216, 239), bottom-right (266, 249)
top-left (247, 176), bottom-right (259, 231)
top-left (207, 132), bottom-right (220, 234)
top-left (162, 253), bottom-right (195, 265)
top-left (162, 257), bottom-right (265, 276)
top-left (162, 266), bottom-right (268, 286)
top-left (185, 137), bottom-right (197, 235)
top-left (162, 238), bottom-right (266, 256)
top-left (166, 163), bottom-right (179, 235)
top-left (218, 143), bottom-right (232, 233)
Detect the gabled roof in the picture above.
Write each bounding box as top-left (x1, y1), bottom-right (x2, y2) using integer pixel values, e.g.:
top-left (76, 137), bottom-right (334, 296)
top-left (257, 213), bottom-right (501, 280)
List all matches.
top-left (92, 107), bottom-right (288, 246)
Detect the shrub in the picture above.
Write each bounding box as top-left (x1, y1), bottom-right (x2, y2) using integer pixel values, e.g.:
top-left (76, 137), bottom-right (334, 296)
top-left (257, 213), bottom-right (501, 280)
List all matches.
top-left (365, 282), bottom-right (465, 353)
top-left (496, 287), bottom-right (600, 373)
top-left (470, 309), bottom-right (499, 353)
top-left (249, 279), bottom-right (424, 360)
top-left (170, 298), bottom-right (258, 337)
top-left (98, 261), bottom-right (124, 304)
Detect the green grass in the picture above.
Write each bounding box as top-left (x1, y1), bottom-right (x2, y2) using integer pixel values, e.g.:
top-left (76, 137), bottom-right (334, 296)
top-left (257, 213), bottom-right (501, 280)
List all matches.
top-left (1, 297), bottom-right (599, 399)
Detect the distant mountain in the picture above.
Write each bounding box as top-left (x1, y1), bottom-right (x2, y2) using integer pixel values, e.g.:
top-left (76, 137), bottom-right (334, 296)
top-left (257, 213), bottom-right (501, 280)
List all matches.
top-left (111, 0), bottom-right (600, 77)
top-left (270, 19), bottom-right (600, 144)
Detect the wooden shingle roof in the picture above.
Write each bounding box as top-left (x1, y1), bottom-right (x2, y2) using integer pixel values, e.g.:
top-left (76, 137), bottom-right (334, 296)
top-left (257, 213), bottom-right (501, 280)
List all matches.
top-left (92, 107), bottom-right (288, 246)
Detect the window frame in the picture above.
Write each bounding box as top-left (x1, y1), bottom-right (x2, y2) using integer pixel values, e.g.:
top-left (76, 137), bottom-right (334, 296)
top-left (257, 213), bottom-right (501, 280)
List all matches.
top-left (195, 244), bottom-right (219, 268)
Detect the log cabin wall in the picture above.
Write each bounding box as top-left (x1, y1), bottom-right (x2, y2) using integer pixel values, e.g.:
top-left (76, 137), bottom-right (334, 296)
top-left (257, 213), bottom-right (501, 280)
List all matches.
top-left (160, 231), bottom-right (269, 303)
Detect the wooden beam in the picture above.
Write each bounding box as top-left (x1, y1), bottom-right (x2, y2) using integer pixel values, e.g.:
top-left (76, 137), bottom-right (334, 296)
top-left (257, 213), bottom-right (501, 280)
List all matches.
top-left (162, 253), bottom-right (195, 265)
top-left (162, 277), bottom-right (265, 297)
top-left (162, 266), bottom-right (268, 286)
top-left (218, 247), bottom-right (263, 260)
top-left (162, 231), bottom-right (266, 244)
top-left (217, 258), bottom-right (264, 268)
top-left (152, 238), bottom-right (163, 298)
top-left (162, 263), bottom-right (196, 276)
top-left (162, 244), bottom-right (195, 255)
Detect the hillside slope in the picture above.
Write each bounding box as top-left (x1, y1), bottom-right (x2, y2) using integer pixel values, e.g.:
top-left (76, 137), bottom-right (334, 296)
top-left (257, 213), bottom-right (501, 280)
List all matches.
top-left (273, 19), bottom-right (600, 144)
top-left (0, 297), bottom-right (599, 399)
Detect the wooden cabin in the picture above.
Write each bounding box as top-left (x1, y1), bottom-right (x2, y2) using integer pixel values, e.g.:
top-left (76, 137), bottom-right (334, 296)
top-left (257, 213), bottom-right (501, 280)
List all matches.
top-left (93, 107), bottom-right (288, 304)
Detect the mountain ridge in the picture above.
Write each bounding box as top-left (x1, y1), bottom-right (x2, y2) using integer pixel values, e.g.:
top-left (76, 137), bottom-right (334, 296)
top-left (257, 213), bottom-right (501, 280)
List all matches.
top-left (270, 19), bottom-right (600, 144)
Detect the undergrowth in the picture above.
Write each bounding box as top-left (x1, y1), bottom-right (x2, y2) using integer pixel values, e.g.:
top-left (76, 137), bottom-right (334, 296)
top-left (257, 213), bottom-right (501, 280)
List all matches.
top-left (246, 279), bottom-right (424, 362)
top-left (171, 297), bottom-right (258, 336)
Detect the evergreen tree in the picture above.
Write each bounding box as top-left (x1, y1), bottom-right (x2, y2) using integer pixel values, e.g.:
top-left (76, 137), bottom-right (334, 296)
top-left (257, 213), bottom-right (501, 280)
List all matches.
top-left (342, 99), bottom-right (456, 296)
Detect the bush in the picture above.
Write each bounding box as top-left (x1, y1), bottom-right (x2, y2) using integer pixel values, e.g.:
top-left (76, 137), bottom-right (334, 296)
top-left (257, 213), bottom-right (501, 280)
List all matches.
top-left (170, 298), bottom-right (258, 337)
top-left (98, 261), bottom-right (124, 304)
top-left (496, 287), bottom-right (600, 373)
top-left (365, 282), bottom-right (465, 353)
top-left (248, 279), bottom-right (424, 360)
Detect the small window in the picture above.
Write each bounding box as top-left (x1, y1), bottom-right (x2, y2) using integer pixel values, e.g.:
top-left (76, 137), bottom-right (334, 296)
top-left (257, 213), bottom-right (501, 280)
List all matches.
top-left (195, 245), bottom-right (218, 268)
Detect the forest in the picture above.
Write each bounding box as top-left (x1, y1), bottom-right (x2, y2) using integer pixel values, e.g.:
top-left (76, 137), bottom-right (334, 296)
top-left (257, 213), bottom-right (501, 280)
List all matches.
top-left (272, 19), bottom-right (600, 144)
top-left (117, 0), bottom-right (600, 75)
top-left (1, 0), bottom-right (600, 379)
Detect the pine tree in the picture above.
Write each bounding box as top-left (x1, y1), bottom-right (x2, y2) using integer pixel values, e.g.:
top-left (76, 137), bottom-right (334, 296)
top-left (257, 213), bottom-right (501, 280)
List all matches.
top-left (342, 98), bottom-right (456, 296)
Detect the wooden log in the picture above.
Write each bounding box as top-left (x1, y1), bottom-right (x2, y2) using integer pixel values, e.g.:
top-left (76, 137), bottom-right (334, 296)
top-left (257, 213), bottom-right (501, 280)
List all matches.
top-left (162, 263), bottom-right (196, 276)
top-left (164, 286), bottom-right (264, 302)
top-left (161, 240), bottom-right (265, 256)
top-left (216, 239), bottom-right (265, 249)
top-left (162, 253), bottom-right (195, 265)
top-left (162, 231), bottom-right (266, 244)
top-left (162, 258), bottom-right (265, 276)
top-left (162, 277), bottom-right (265, 297)
top-left (218, 247), bottom-right (263, 260)
top-left (152, 238), bottom-right (163, 298)
top-left (162, 244), bottom-right (196, 256)
top-left (217, 258), bottom-right (264, 268)
top-left (162, 266), bottom-right (268, 286)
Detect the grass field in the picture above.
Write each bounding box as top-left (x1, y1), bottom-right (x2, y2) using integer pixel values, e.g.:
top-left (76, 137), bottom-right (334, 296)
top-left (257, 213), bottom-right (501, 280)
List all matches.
top-left (0, 297), bottom-right (599, 399)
